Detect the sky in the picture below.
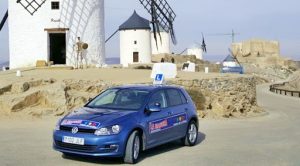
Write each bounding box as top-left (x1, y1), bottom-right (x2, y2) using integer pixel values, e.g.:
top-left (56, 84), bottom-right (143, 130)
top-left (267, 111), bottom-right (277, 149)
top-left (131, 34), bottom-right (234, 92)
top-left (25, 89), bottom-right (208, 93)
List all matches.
top-left (1, 0), bottom-right (300, 63)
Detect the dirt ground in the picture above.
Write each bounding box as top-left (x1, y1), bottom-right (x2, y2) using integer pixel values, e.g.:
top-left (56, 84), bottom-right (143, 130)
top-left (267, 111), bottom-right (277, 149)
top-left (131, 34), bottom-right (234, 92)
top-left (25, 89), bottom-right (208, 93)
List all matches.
top-left (0, 67), bottom-right (248, 86)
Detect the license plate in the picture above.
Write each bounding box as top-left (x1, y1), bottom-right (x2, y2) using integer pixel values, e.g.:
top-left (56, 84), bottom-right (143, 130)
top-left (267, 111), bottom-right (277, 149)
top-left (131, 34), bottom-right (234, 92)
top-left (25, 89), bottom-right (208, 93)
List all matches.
top-left (62, 136), bottom-right (84, 145)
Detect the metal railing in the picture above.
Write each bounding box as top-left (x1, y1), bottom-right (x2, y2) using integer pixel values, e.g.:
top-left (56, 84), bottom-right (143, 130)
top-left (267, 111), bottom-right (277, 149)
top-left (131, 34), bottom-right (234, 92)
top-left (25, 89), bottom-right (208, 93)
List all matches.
top-left (270, 82), bottom-right (300, 98)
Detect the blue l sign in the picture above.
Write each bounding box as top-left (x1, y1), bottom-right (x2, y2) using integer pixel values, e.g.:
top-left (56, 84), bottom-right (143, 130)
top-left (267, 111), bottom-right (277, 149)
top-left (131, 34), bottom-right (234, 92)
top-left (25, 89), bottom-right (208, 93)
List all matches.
top-left (154, 74), bottom-right (164, 85)
top-left (155, 74), bottom-right (163, 81)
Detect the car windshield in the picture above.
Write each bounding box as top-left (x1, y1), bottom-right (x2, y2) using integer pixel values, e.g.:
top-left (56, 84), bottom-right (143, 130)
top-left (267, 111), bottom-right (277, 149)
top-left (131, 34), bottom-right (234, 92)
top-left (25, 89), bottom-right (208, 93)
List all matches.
top-left (86, 88), bottom-right (150, 110)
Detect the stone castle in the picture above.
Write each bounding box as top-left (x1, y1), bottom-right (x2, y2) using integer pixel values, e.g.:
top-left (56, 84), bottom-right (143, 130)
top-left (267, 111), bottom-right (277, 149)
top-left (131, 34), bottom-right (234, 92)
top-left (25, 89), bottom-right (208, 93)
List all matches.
top-left (232, 39), bottom-right (295, 67)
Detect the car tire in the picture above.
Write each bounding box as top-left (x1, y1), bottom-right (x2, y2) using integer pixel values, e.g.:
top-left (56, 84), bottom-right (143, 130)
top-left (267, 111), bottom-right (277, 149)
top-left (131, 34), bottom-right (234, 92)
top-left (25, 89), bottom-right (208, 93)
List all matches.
top-left (182, 120), bottom-right (198, 146)
top-left (124, 130), bottom-right (141, 164)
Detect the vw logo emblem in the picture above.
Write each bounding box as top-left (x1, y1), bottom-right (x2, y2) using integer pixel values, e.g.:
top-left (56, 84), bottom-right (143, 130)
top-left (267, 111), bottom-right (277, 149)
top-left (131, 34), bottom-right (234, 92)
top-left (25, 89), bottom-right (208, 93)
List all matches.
top-left (71, 127), bottom-right (78, 134)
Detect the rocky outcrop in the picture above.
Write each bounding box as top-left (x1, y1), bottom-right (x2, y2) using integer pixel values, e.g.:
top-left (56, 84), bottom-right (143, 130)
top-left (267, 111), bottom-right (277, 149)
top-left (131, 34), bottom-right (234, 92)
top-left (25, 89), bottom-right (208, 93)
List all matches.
top-left (170, 76), bottom-right (267, 118)
top-left (63, 80), bottom-right (113, 111)
top-left (0, 79), bottom-right (64, 116)
top-left (286, 71), bottom-right (300, 90)
top-left (275, 71), bottom-right (300, 91)
top-left (0, 76), bottom-right (267, 119)
top-left (0, 79), bottom-right (113, 117)
top-left (243, 64), bottom-right (295, 82)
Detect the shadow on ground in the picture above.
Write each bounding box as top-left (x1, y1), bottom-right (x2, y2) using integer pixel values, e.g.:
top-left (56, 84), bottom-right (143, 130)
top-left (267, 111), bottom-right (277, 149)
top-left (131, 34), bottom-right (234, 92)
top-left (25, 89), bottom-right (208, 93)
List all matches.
top-left (62, 132), bottom-right (206, 165)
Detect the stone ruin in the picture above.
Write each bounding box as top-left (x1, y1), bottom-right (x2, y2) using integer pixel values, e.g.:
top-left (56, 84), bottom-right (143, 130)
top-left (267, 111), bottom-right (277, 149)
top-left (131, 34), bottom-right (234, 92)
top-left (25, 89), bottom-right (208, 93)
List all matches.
top-left (232, 39), bottom-right (297, 69)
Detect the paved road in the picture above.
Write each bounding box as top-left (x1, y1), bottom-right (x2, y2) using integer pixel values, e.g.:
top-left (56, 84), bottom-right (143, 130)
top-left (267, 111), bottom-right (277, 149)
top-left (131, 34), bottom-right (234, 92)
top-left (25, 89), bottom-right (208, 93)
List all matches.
top-left (0, 84), bottom-right (299, 166)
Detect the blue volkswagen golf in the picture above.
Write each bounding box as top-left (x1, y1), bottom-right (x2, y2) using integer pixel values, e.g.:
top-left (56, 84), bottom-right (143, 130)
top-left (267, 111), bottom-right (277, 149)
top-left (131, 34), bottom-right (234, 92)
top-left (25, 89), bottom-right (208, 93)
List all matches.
top-left (53, 85), bottom-right (199, 164)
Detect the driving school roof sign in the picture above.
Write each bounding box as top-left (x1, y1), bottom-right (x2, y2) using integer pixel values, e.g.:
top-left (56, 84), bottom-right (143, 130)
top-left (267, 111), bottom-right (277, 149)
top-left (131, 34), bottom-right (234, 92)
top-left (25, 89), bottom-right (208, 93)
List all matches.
top-left (153, 74), bottom-right (165, 85)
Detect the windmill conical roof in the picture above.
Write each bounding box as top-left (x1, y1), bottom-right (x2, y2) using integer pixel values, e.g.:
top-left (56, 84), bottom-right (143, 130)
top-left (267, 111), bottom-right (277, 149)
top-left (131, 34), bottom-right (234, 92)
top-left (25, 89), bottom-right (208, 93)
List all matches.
top-left (223, 55), bottom-right (235, 62)
top-left (119, 11), bottom-right (151, 31)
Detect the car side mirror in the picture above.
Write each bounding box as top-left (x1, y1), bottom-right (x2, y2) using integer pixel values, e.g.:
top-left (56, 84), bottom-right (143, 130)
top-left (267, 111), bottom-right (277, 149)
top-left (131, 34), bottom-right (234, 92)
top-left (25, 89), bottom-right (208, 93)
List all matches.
top-left (148, 106), bottom-right (161, 113)
top-left (146, 102), bottom-right (161, 113)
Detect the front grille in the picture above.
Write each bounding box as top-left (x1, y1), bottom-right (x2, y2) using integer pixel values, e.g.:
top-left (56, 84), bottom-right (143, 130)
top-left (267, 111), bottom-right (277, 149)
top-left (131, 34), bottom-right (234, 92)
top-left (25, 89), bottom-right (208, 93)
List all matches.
top-left (55, 141), bottom-right (97, 151)
top-left (60, 126), bottom-right (96, 134)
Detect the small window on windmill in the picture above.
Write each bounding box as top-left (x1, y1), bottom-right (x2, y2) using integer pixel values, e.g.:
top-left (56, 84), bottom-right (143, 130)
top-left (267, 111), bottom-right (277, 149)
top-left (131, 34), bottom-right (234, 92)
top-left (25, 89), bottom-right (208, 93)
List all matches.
top-left (51, 1), bottom-right (60, 10)
top-left (134, 41), bottom-right (137, 45)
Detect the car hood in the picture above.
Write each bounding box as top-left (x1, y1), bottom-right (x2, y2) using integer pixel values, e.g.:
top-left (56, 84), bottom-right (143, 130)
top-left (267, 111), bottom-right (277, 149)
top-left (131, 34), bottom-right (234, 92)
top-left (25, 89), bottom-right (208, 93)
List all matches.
top-left (61, 107), bottom-right (137, 128)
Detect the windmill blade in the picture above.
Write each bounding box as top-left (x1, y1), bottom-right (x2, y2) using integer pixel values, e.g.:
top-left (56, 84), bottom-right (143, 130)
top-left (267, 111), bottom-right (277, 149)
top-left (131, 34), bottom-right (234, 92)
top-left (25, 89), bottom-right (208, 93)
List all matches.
top-left (201, 33), bottom-right (207, 53)
top-left (179, 48), bottom-right (187, 55)
top-left (0, 10), bottom-right (8, 31)
top-left (151, 0), bottom-right (162, 49)
top-left (17, 0), bottom-right (47, 15)
top-left (151, 2), bottom-right (159, 49)
top-left (228, 48), bottom-right (242, 66)
top-left (228, 48), bottom-right (234, 56)
top-left (169, 21), bottom-right (177, 44)
top-left (105, 29), bottom-right (119, 43)
top-left (139, 0), bottom-right (177, 44)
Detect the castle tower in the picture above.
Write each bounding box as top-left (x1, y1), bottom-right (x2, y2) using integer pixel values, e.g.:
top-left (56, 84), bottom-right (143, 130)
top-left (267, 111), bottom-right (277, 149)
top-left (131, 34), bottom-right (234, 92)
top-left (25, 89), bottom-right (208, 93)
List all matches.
top-left (8, 0), bottom-right (105, 69)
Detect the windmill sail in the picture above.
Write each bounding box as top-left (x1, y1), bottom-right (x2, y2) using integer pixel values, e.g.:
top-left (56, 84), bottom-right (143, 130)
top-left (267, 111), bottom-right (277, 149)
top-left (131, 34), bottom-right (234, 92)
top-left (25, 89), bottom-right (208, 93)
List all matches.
top-left (228, 48), bottom-right (242, 66)
top-left (201, 34), bottom-right (207, 53)
top-left (10, 0), bottom-right (177, 46)
top-left (139, 0), bottom-right (177, 44)
top-left (0, 10), bottom-right (8, 31)
top-left (17, 0), bottom-right (47, 15)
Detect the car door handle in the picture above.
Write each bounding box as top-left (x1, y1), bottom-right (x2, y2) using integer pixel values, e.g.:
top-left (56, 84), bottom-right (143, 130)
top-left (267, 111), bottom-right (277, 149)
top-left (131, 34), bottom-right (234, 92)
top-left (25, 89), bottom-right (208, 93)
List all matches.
top-left (185, 108), bottom-right (189, 111)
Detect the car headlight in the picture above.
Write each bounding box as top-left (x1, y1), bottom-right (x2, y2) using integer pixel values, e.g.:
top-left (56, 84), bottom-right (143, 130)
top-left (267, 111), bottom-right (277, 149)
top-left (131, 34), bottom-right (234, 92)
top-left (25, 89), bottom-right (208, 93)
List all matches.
top-left (94, 125), bottom-right (121, 136)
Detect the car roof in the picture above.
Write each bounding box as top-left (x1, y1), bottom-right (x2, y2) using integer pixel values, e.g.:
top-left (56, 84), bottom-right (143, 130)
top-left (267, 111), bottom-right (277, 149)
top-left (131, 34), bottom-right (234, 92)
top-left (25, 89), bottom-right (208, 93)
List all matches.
top-left (111, 85), bottom-right (181, 92)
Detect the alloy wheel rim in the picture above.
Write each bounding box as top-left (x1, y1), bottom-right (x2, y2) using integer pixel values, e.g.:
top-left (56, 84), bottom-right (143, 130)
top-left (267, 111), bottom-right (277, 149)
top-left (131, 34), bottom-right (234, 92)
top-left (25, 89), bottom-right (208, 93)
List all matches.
top-left (133, 136), bottom-right (140, 160)
top-left (188, 124), bottom-right (197, 143)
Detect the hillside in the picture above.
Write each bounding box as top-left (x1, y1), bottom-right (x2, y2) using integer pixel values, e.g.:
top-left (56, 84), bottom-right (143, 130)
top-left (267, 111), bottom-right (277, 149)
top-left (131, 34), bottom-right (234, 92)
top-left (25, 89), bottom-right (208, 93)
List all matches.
top-left (286, 71), bottom-right (300, 90)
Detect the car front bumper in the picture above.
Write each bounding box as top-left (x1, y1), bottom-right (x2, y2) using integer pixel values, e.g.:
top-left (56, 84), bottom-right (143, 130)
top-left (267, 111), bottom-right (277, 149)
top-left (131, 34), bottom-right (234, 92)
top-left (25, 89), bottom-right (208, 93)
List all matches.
top-left (53, 130), bottom-right (127, 157)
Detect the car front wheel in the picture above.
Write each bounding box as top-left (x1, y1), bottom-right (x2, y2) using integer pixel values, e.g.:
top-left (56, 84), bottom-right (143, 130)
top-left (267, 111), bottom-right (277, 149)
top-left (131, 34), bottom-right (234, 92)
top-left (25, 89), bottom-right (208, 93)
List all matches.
top-left (183, 121), bottom-right (198, 146)
top-left (124, 130), bottom-right (141, 164)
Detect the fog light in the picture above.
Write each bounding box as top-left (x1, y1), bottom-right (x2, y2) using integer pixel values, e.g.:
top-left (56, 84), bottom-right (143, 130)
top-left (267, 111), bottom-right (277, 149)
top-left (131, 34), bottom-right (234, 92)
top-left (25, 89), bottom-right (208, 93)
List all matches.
top-left (102, 144), bottom-right (119, 152)
top-left (110, 144), bottom-right (118, 149)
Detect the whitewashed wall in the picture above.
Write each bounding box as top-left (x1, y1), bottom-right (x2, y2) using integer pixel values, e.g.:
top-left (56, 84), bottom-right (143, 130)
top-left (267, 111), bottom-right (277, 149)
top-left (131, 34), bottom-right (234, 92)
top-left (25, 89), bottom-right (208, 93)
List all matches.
top-left (223, 61), bottom-right (238, 67)
top-left (151, 32), bottom-right (170, 55)
top-left (120, 29), bottom-right (151, 67)
top-left (8, 0), bottom-right (105, 69)
top-left (187, 48), bottom-right (203, 60)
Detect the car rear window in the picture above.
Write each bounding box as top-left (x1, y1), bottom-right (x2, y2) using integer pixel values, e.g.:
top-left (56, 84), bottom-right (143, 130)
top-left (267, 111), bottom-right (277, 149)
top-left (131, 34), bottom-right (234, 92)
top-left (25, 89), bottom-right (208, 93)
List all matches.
top-left (166, 89), bottom-right (186, 106)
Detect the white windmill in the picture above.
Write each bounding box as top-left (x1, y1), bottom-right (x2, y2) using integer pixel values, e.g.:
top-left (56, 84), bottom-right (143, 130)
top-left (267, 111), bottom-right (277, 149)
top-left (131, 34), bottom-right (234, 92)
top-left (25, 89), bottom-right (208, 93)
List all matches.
top-left (151, 25), bottom-right (171, 55)
top-left (119, 11), bottom-right (152, 67)
top-left (0, 0), bottom-right (177, 69)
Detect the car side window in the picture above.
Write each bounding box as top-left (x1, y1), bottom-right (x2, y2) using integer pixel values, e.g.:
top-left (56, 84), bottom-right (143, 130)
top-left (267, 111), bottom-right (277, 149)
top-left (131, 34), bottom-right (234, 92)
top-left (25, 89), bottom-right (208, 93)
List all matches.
top-left (166, 89), bottom-right (185, 107)
top-left (179, 90), bottom-right (188, 104)
top-left (148, 90), bottom-right (168, 108)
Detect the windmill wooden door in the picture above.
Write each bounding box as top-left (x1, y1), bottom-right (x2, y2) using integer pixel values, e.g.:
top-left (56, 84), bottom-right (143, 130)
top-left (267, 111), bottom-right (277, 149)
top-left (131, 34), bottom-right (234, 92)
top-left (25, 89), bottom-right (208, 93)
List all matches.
top-left (133, 52), bottom-right (139, 63)
top-left (49, 33), bottom-right (66, 65)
